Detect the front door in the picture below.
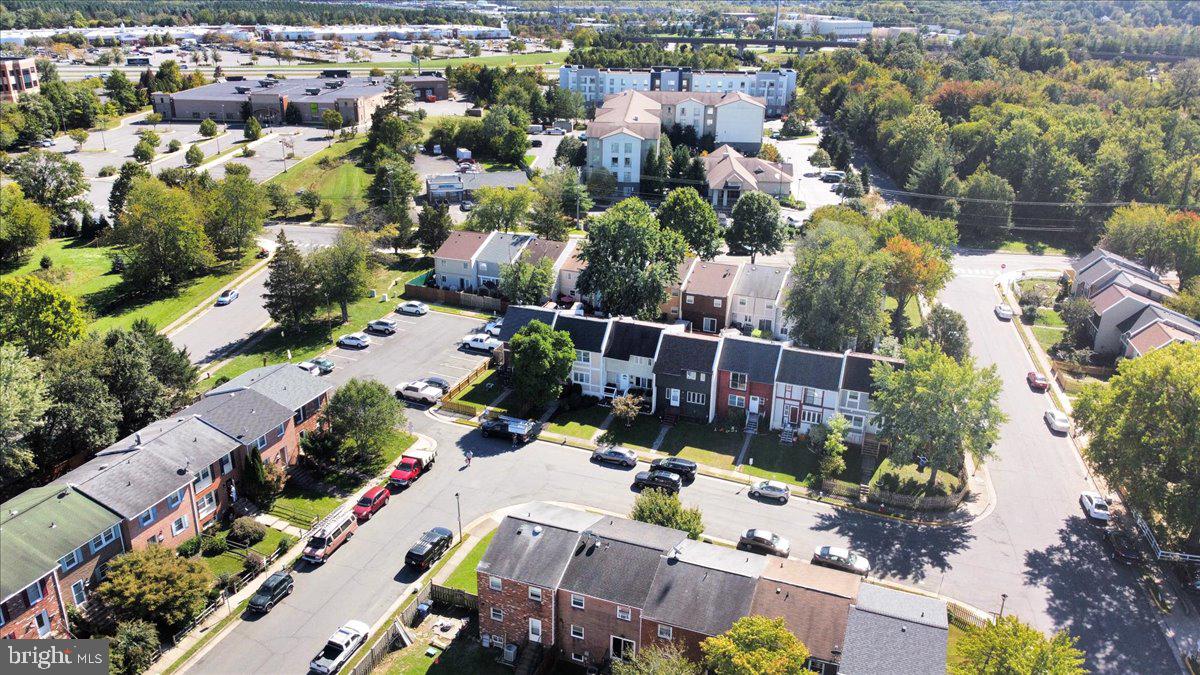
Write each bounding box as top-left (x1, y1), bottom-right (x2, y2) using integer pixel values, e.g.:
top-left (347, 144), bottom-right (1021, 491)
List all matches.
top-left (668, 388), bottom-right (680, 408)
top-left (34, 610), bottom-right (51, 637)
top-left (702, 317), bottom-right (717, 332)
top-left (611, 636), bottom-right (635, 661)
top-left (619, 373), bottom-right (630, 392)
top-left (749, 397), bottom-right (762, 415)
top-left (528, 618), bottom-right (542, 644)
top-left (786, 403), bottom-right (800, 425)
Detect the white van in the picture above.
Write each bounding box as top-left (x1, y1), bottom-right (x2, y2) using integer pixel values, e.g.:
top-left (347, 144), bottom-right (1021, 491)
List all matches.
top-left (302, 508), bottom-right (358, 564)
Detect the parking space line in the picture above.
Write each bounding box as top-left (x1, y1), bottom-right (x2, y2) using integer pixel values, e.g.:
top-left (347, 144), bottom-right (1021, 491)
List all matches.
top-left (440, 362), bottom-right (473, 371)
top-left (446, 354), bottom-right (479, 363)
top-left (330, 353), bottom-right (358, 361)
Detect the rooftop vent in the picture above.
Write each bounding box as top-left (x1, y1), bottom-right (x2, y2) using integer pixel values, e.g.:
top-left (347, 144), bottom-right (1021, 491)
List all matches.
top-left (235, 86), bottom-right (251, 94)
top-left (306, 88), bottom-right (321, 95)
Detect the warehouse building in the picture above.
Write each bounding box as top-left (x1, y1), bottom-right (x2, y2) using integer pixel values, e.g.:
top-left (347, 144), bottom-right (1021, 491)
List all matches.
top-left (150, 72), bottom-right (447, 126)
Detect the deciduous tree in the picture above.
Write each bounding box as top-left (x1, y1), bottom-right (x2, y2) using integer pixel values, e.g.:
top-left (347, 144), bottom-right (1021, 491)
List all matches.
top-left (701, 616), bottom-right (810, 675)
top-left (950, 616), bottom-right (1085, 675)
top-left (109, 620), bottom-right (160, 675)
top-left (921, 304), bottom-right (972, 362)
top-left (0, 276), bottom-right (86, 355)
top-left (0, 344), bottom-right (48, 487)
top-left (309, 378), bottom-right (406, 471)
top-left (499, 256), bottom-right (555, 305)
top-left (958, 166), bottom-right (1014, 235)
top-left (784, 235), bottom-right (891, 350)
top-left (510, 320), bottom-right (575, 411)
top-left (612, 644), bottom-right (700, 675)
top-left (114, 177), bottom-right (214, 289)
top-left (0, 184), bottom-right (52, 263)
top-left (265, 182), bottom-right (294, 216)
top-left (311, 231), bottom-right (372, 323)
top-left (6, 150), bottom-right (90, 231)
top-left (205, 173), bottom-right (267, 259)
top-left (657, 187), bottom-right (722, 260)
top-left (185, 143), bottom-right (204, 166)
top-left (96, 546), bottom-right (213, 630)
top-left (883, 235), bottom-right (953, 331)
top-left (465, 185), bottom-right (534, 233)
top-left (727, 191), bottom-right (783, 263)
top-left (630, 488), bottom-right (704, 540)
top-left (244, 116), bottom-right (262, 141)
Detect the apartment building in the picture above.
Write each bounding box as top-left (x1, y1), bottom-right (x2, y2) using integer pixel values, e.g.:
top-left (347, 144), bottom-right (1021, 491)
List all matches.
top-left (0, 56), bottom-right (39, 103)
top-left (559, 65), bottom-right (797, 116)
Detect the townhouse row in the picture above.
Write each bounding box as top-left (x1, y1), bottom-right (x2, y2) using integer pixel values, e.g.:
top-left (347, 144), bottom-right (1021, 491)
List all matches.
top-left (496, 306), bottom-right (899, 446)
top-left (1070, 248), bottom-right (1198, 358)
top-left (476, 503), bottom-right (948, 674)
top-left (0, 365), bottom-right (331, 639)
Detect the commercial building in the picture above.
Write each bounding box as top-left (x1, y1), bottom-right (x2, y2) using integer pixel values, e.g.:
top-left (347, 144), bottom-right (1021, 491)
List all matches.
top-left (560, 65), bottom-right (797, 116)
top-left (0, 56), bottom-right (39, 103)
top-left (703, 145), bottom-right (794, 209)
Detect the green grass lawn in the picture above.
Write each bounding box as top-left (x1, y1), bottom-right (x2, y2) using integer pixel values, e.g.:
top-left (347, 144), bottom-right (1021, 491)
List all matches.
top-left (870, 457), bottom-right (962, 498)
top-left (441, 530), bottom-right (496, 594)
top-left (545, 405), bottom-right (610, 440)
top-left (384, 630), bottom-right (510, 675)
top-left (1035, 307), bottom-right (1065, 328)
top-left (451, 369), bottom-right (505, 407)
top-left (947, 620), bottom-right (967, 670)
top-left (4, 237), bottom-right (120, 299)
top-left (200, 524), bottom-right (293, 578)
top-left (269, 136), bottom-right (371, 221)
top-left (603, 414), bottom-right (664, 451)
top-left (1031, 325), bottom-right (1065, 352)
top-left (884, 295), bottom-right (923, 330)
top-left (270, 483), bottom-right (344, 527)
top-left (741, 434), bottom-right (863, 488)
top-left (659, 422), bottom-right (745, 470)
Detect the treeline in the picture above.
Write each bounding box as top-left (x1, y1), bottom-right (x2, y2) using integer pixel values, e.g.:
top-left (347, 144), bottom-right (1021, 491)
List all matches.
top-left (0, 1), bottom-right (494, 31)
top-left (567, 40), bottom-right (756, 70)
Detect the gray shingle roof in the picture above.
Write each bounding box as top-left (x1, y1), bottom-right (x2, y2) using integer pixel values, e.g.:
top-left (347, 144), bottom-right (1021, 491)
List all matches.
top-left (1072, 247), bottom-right (1157, 279)
top-left (554, 315), bottom-right (610, 353)
top-left (208, 364), bottom-right (331, 412)
top-left (733, 264), bottom-right (789, 300)
top-left (718, 337), bottom-right (781, 383)
top-left (498, 305), bottom-right (558, 342)
top-left (560, 518), bottom-right (686, 608)
top-left (776, 347), bottom-right (844, 391)
top-left (838, 585), bottom-right (948, 675)
top-left (652, 333), bottom-right (721, 377)
top-left (643, 556), bottom-right (759, 637)
top-left (476, 232), bottom-right (534, 265)
top-left (178, 389), bottom-right (292, 445)
top-left (604, 320), bottom-right (666, 361)
top-left (841, 353), bottom-right (901, 394)
top-left (477, 514), bottom-right (597, 589)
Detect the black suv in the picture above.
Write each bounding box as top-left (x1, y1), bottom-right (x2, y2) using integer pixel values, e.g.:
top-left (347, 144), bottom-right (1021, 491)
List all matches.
top-left (480, 417), bottom-right (540, 444)
top-left (1103, 529), bottom-right (1143, 565)
top-left (650, 457), bottom-right (697, 480)
top-left (248, 571), bottom-right (294, 613)
top-left (405, 527), bottom-right (454, 569)
top-left (633, 470), bottom-right (682, 494)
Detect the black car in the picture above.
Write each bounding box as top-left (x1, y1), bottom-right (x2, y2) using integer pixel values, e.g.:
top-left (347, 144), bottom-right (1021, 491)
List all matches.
top-left (633, 470), bottom-right (682, 494)
top-left (248, 571), bottom-right (294, 613)
top-left (480, 417), bottom-right (540, 443)
top-left (1103, 529), bottom-right (1143, 565)
top-left (650, 457), bottom-right (697, 480)
top-left (406, 527), bottom-right (454, 569)
top-left (424, 376), bottom-right (451, 394)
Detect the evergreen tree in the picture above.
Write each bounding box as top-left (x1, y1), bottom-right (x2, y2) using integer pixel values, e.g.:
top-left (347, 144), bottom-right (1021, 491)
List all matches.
top-left (263, 232), bottom-right (319, 330)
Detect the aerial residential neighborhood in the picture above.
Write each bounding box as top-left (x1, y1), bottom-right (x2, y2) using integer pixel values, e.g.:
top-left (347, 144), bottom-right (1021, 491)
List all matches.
top-left (1, 2), bottom-right (1199, 675)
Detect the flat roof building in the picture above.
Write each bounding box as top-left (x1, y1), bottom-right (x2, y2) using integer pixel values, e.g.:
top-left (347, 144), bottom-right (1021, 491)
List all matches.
top-left (0, 57), bottom-right (39, 103)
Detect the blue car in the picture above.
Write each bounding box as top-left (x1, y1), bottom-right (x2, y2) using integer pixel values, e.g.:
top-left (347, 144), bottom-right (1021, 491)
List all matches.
top-left (216, 289), bottom-right (239, 305)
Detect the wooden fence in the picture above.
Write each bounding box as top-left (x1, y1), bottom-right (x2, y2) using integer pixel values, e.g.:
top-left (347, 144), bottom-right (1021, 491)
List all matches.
top-left (431, 583), bottom-right (478, 611)
top-left (403, 281), bottom-right (507, 313)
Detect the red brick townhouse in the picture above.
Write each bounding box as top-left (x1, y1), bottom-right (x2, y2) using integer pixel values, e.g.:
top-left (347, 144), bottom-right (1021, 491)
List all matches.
top-left (0, 485), bottom-right (125, 638)
top-left (476, 502), bottom-right (947, 673)
top-left (681, 261), bottom-right (741, 334)
top-left (207, 363), bottom-right (332, 439)
top-left (715, 334), bottom-right (783, 430)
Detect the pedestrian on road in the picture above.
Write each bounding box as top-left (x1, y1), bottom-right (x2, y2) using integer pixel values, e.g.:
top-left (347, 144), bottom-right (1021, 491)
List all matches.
top-left (465, 450), bottom-right (472, 466)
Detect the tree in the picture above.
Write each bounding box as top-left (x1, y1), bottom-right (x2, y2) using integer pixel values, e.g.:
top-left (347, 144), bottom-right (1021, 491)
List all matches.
top-left (416, 203), bottom-right (454, 255)
top-left (482, 105), bottom-right (531, 165)
top-left (726, 192), bottom-right (783, 263)
top-left (883, 235), bottom-right (953, 332)
top-left (950, 616), bottom-right (1085, 675)
top-left (1074, 343), bottom-right (1200, 545)
top-left (1058, 296), bottom-right (1094, 348)
top-left (613, 644), bottom-right (700, 675)
top-left (371, 157), bottom-right (421, 224)
top-left (132, 139), bottom-right (155, 164)
top-left (785, 235), bottom-right (891, 350)
top-left (701, 616), bottom-right (811, 675)
top-left (109, 161), bottom-right (150, 219)
top-left (499, 256), bottom-right (556, 304)
top-left (578, 198), bottom-right (687, 319)
top-left (0, 344), bottom-right (48, 488)
top-left (263, 232), bottom-right (319, 330)
top-left (298, 189), bottom-right (323, 217)
top-left (818, 414), bottom-right (849, 479)
top-left (98, 329), bottom-right (172, 434)
top-left (528, 172), bottom-right (573, 241)
top-left (34, 361), bottom-right (120, 470)
top-left (0, 276), bottom-right (86, 355)
top-left (5, 150), bottom-right (90, 230)
top-left (244, 116), bottom-right (262, 141)
top-left (871, 205), bottom-right (959, 255)
top-left (265, 182), bottom-right (295, 216)
top-left (322, 108), bottom-right (344, 143)
top-left (311, 230), bottom-right (371, 323)
top-left (311, 378), bottom-right (405, 471)
top-left (657, 187), bottom-right (722, 260)
top-left (555, 135), bottom-right (585, 167)
top-left (113, 177), bottom-right (214, 289)
top-left (104, 69), bottom-right (140, 112)
top-left (758, 142), bottom-right (782, 163)
top-left (958, 167), bottom-right (1014, 235)
top-left (96, 546), bottom-right (212, 630)
top-left (185, 143), bottom-right (204, 166)
top-left (199, 117), bottom-right (218, 137)
top-left (205, 174), bottom-right (267, 259)
top-left (547, 86), bottom-right (585, 120)
top-left (0, 184), bottom-right (52, 263)
top-left (630, 487), bottom-right (705, 538)
top-left (560, 169), bottom-right (593, 224)
top-left (137, 129), bottom-right (161, 148)
top-left (871, 341), bottom-right (1006, 491)
top-left (586, 167), bottom-right (618, 203)
top-left (67, 128), bottom-right (88, 151)
top-left (510, 320), bottom-right (575, 411)
top-left (109, 620), bottom-right (161, 675)
top-left (640, 146), bottom-right (667, 198)
top-left (465, 185), bottom-right (534, 233)
top-left (922, 305), bottom-right (972, 362)
top-left (610, 393), bottom-right (642, 428)
top-left (1167, 279), bottom-right (1200, 320)
top-left (906, 144), bottom-right (960, 214)
top-left (808, 149), bottom-right (831, 169)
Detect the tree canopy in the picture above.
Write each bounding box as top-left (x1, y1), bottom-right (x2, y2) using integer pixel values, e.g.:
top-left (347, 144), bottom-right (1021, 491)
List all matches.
top-left (629, 488), bottom-right (705, 540)
top-left (509, 320), bottom-right (575, 412)
top-left (950, 616), bottom-right (1085, 675)
top-left (657, 187), bottom-right (722, 261)
top-left (701, 616), bottom-right (811, 675)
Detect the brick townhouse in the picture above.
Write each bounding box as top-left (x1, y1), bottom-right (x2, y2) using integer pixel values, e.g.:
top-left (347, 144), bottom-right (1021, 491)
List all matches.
top-left (715, 335), bottom-right (783, 429)
top-left (207, 363), bottom-right (332, 438)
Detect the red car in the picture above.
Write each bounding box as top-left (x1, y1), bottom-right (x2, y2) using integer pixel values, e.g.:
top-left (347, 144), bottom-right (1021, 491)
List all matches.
top-left (1026, 371), bottom-right (1050, 392)
top-left (352, 486), bottom-right (389, 521)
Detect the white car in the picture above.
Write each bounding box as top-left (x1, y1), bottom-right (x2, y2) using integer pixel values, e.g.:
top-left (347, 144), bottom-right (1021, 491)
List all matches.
top-left (994, 304), bottom-right (1014, 321)
top-left (484, 318), bottom-right (504, 337)
top-left (1044, 409), bottom-right (1071, 434)
top-left (336, 332), bottom-right (372, 349)
top-left (1080, 492), bottom-right (1111, 522)
top-left (366, 318), bottom-right (399, 335)
top-left (462, 333), bottom-right (502, 352)
top-left (749, 479), bottom-right (790, 504)
top-left (309, 620), bottom-right (369, 675)
top-left (35, 138), bottom-right (54, 148)
top-left (396, 300), bottom-right (428, 316)
top-left (396, 380), bottom-right (442, 404)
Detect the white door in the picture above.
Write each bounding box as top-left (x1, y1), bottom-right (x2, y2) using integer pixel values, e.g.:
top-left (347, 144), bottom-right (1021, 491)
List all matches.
top-left (702, 317), bottom-right (717, 332)
top-left (668, 388), bottom-right (680, 407)
top-left (35, 610), bottom-right (51, 637)
top-left (529, 618), bottom-right (542, 644)
top-left (749, 397), bottom-right (761, 415)
top-left (619, 373), bottom-right (630, 391)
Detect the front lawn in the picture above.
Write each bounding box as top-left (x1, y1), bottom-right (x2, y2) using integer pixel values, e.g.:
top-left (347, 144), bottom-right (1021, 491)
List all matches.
top-left (1031, 325), bottom-right (1065, 352)
top-left (545, 404), bottom-right (609, 440)
top-left (741, 433), bottom-right (863, 488)
top-left (884, 296), bottom-right (923, 331)
top-left (658, 422), bottom-right (744, 470)
top-left (200, 524), bottom-right (294, 578)
top-left (441, 530), bottom-right (496, 594)
top-left (268, 135), bottom-right (370, 221)
top-left (451, 369), bottom-right (504, 407)
top-left (870, 457), bottom-right (963, 498)
top-left (603, 414), bottom-right (663, 451)
top-left (270, 484), bottom-right (344, 527)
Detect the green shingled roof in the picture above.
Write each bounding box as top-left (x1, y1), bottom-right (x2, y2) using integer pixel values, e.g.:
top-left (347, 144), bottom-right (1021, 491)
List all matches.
top-left (0, 485), bottom-right (121, 601)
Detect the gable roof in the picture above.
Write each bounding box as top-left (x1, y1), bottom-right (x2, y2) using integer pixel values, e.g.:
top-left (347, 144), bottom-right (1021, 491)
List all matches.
top-left (839, 585), bottom-right (948, 675)
top-left (1126, 317), bottom-right (1200, 356)
top-left (732, 263), bottom-right (789, 301)
top-left (643, 552), bottom-right (760, 637)
top-left (561, 250), bottom-right (586, 273)
top-left (1088, 283), bottom-right (1143, 315)
top-left (476, 232), bottom-right (534, 266)
top-left (208, 363), bottom-right (331, 412)
top-left (477, 510), bottom-right (599, 590)
top-left (522, 238), bottom-right (571, 268)
top-left (684, 261), bottom-right (741, 298)
top-left (751, 559), bottom-right (861, 664)
top-left (498, 305), bottom-right (559, 342)
top-left (587, 90), bottom-right (766, 143)
top-left (605, 319), bottom-right (666, 361)
top-left (841, 352), bottom-right (901, 394)
top-left (776, 347), bottom-right (844, 391)
top-left (559, 518), bottom-right (686, 608)
top-left (653, 333), bottom-right (721, 377)
top-left (1, 485), bottom-right (122, 601)
top-left (704, 145), bottom-right (794, 194)
top-left (433, 230), bottom-right (490, 262)
top-left (718, 336), bottom-right (782, 383)
top-left (554, 314), bottom-right (610, 353)
top-left (178, 389), bottom-right (293, 446)
top-left (1073, 247), bottom-right (1158, 280)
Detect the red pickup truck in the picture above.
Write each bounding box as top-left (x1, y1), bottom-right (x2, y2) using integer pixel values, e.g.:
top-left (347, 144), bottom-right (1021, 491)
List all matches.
top-left (388, 448), bottom-right (437, 487)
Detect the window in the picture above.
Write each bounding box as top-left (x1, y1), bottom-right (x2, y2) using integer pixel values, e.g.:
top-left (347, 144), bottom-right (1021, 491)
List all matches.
top-left (617, 606), bottom-right (632, 621)
top-left (277, 423), bottom-right (286, 437)
top-left (491, 607), bottom-right (504, 621)
top-left (0, 605), bottom-right (5, 627)
top-left (738, 297), bottom-right (747, 307)
top-left (728, 394), bottom-right (746, 408)
top-left (846, 414), bottom-right (865, 430)
top-left (219, 453), bottom-right (233, 475)
top-left (713, 298), bottom-right (722, 308)
top-left (845, 391), bottom-right (864, 409)
top-left (171, 514), bottom-right (189, 536)
top-left (193, 466), bottom-right (213, 491)
top-left (571, 625), bottom-right (585, 639)
top-left (489, 576), bottom-right (502, 591)
top-left (572, 653), bottom-right (586, 663)
top-left (89, 525), bottom-right (118, 554)
top-left (802, 409), bottom-right (823, 425)
top-left (197, 491), bottom-right (217, 517)
top-left (572, 371), bottom-right (591, 385)
top-left (168, 488), bottom-right (185, 509)
top-left (703, 317), bottom-right (717, 332)
top-left (686, 391), bottom-right (706, 405)
top-left (254, 435), bottom-right (267, 450)
top-left (528, 587), bottom-right (542, 602)
top-left (804, 388), bottom-right (822, 406)
top-left (658, 624), bottom-right (673, 639)
top-left (571, 594), bottom-right (585, 609)
top-left (729, 372), bottom-right (747, 391)
top-left (58, 548), bottom-right (81, 572)
top-left (25, 582), bottom-right (43, 605)
top-left (686, 370), bottom-right (697, 381)
top-left (71, 580), bottom-right (87, 605)
top-left (576, 350), bottom-right (591, 364)
top-left (138, 507), bottom-right (157, 527)
top-left (685, 295), bottom-right (694, 304)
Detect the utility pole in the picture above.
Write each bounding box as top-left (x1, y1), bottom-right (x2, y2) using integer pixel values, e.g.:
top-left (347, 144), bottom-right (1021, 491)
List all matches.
top-left (454, 492), bottom-right (463, 543)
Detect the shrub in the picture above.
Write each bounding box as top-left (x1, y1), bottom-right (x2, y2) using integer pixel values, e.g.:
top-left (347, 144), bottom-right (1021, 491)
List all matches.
top-left (99, 165), bottom-right (117, 177)
top-left (243, 552), bottom-right (266, 575)
top-left (185, 144), bottom-right (204, 166)
top-left (229, 517), bottom-right (266, 546)
top-left (177, 536), bottom-right (202, 557)
top-left (167, 139), bottom-right (181, 152)
top-left (200, 536), bottom-right (229, 556)
top-left (320, 202), bottom-right (334, 221)
top-left (39, 254), bottom-right (52, 270)
top-left (109, 620), bottom-right (160, 675)
top-left (276, 535), bottom-right (296, 555)
top-left (215, 572), bottom-right (237, 593)
top-left (240, 145), bottom-right (256, 157)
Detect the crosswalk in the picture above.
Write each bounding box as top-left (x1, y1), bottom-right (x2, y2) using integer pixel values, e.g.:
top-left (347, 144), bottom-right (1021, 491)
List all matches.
top-left (953, 266), bottom-right (998, 279)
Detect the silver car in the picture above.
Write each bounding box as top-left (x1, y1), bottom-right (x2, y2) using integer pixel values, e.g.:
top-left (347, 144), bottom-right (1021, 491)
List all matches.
top-left (994, 304), bottom-right (1014, 321)
top-left (591, 446), bottom-right (637, 468)
top-left (749, 479), bottom-right (790, 504)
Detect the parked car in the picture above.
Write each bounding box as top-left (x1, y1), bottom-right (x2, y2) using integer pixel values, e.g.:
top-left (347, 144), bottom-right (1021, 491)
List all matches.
top-left (480, 416), bottom-right (540, 443)
top-left (812, 545), bottom-right (871, 576)
top-left (405, 527), bottom-right (453, 569)
top-left (460, 199), bottom-right (475, 211)
top-left (546, 127), bottom-right (566, 136)
top-left (738, 529), bottom-right (790, 557)
top-left (530, 139), bottom-right (543, 147)
top-left (366, 318), bottom-right (399, 335)
top-left (650, 457), bottom-right (697, 480)
top-left (337, 332), bottom-right (371, 349)
top-left (633, 470), bottom-right (682, 494)
top-left (820, 170), bottom-right (845, 183)
top-left (298, 357), bottom-right (335, 375)
top-left (389, 448), bottom-right (437, 487)
top-left (1044, 409), bottom-right (1071, 434)
top-left (396, 380), bottom-right (442, 404)
top-left (352, 486), bottom-right (389, 521)
top-left (1080, 492), bottom-right (1111, 522)
top-left (247, 571), bottom-right (294, 613)
top-left (994, 304), bottom-right (1014, 321)
top-left (35, 138), bottom-right (54, 148)
top-left (215, 289), bottom-right (239, 305)
top-left (462, 333), bottom-right (502, 352)
top-left (484, 318), bottom-right (504, 337)
top-left (749, 479), bottom-right (790, 504)
top-left (1104, 529), bottom-right (1142, 565)
top-left (591, 446), bottom-right (637, 468)
top-left (396, 300), bottom-right (429, 316)
top-left (1026, 371), bottom-right (1050, 392)
top-left (302, 508), bottom-right (357, 564)
top-left (423, 376), bottom-right (451, 394)
top-left (309, 620), bottom-right (369, 675)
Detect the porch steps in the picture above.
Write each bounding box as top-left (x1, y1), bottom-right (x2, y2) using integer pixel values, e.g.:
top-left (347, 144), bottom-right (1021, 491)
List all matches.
top-left (662, 411), bottom-right (678, 427)
top-left (781, 426), bottom-right (796, 445)
top-left (744, 412), bottom-right (759, 435)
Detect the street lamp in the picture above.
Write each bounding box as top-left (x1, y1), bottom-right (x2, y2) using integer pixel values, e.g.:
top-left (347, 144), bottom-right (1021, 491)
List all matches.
top-left (999, 593), bottom-right (1008, 618)
top-left (454, 492), bottom-right (463, 543)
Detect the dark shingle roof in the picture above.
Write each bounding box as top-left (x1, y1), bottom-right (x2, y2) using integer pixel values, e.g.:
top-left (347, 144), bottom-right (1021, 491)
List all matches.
top-left (839, 585), bottom-right (948, 675)
top-left (652, 333), bottom-right (721, 377)
top-left (179, 389), bottom-right (292, 445)
top-left (718, 337), bottom-right (781, 383)
top-left (208, 364), bottom-right (331, 412)
top-left (477, 512), bottom-right (598, 589)
top-left (560, 518), bottom-right (686, 608)
top-left (841, 353), bottom-right (901, 394)
top-left (554, 315), bottom-right (610, 353)
top-left (644, 556), bottom-right (759, 636)
top-left (604, 320), bottom-right (666, 361)
top-left (776, 348), bottom-right (844, 391)
top-left (498, 305), bottom-right (558, 342)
